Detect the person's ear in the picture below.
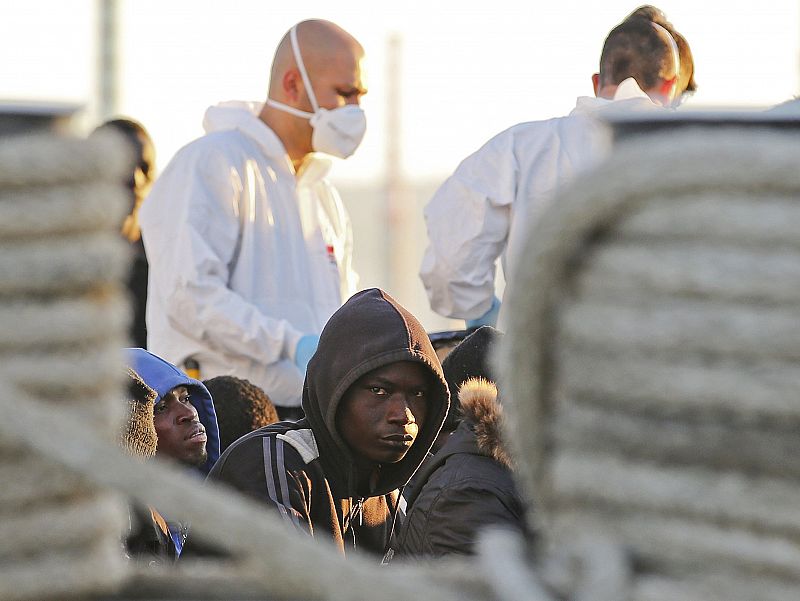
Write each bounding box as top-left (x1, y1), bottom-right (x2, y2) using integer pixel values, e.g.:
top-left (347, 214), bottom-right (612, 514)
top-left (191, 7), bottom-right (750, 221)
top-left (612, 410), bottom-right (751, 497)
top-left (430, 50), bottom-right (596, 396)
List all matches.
top-left (591, 73), bottom-right (600, 97)
top-left (660, 75), bottom-right (678, 105)
top-left (282, 68), bottom-right (301, 102)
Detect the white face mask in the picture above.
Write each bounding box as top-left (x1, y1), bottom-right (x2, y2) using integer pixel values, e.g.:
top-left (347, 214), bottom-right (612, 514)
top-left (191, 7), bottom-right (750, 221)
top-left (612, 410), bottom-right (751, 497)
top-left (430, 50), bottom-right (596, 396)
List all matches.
top-left (267, 25), bottom-right (366, 159)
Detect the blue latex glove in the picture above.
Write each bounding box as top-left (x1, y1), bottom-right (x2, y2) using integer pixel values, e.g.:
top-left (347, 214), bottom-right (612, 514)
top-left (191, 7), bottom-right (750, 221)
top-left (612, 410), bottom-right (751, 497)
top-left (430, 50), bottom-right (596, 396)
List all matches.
top-left (294, 335), bottom-right (319, 375)
top-left (465, 296), bottom-right (501, 330)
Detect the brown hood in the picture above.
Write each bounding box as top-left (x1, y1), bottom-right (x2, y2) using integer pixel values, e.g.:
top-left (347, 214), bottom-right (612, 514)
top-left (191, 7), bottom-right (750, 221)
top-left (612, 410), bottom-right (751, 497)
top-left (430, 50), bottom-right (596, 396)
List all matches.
top-left (121, 367), bottom-right (158, 459)
top-left (459, 378), bottom-right (512, 468)
top-left (301, 288), bottom-right (450, 497)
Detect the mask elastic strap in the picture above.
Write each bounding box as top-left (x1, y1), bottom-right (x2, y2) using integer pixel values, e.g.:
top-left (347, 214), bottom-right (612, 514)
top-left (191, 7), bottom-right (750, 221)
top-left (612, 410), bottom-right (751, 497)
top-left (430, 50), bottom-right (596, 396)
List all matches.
top-left (265, 98), bottom-right (314, 119)
top-left (651, 21), bottom-right (680, 88)
top-left (290, 24), bottom-right (320, 113)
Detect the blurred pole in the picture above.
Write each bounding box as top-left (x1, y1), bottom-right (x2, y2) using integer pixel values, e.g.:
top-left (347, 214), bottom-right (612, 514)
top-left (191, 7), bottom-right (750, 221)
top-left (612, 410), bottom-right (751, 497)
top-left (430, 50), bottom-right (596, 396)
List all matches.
top-left (97, 0), bottom-right (121, 121)
top-left (384, 32), bottom-right (414, 300)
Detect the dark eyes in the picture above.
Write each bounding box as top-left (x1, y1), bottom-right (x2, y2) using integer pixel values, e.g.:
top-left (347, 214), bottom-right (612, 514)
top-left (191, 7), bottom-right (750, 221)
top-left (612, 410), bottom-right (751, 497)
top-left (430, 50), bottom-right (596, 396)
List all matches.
top-left (153, 394), bottom-right (192, 414)
top-left (368, 386), bottom-right (426, 398)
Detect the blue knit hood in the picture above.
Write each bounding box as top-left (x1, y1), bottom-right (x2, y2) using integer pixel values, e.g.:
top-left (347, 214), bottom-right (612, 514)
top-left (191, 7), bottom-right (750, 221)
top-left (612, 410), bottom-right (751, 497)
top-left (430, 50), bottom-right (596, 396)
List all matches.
top-left (124, 348), bottom-right (220, 473)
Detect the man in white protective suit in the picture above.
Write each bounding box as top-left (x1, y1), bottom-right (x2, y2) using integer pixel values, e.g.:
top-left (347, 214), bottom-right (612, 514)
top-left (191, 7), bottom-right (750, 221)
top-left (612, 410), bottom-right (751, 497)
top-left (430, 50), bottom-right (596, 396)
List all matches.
top-left (139, 19), bottom-right (367, 419)
top-left (419, 11), bottom-right (687, 331)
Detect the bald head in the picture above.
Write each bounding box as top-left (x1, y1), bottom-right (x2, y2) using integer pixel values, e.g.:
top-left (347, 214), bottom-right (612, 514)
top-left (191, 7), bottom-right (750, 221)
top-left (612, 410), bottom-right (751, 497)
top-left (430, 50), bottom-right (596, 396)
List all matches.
top-left (261, 19), bottom-right (367, 167)
top-left (269, 20), bottom-right (364, 98)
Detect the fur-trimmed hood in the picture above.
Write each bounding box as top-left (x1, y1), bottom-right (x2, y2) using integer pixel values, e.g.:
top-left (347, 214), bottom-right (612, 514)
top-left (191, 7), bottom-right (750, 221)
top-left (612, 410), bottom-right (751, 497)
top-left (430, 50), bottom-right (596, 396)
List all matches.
top-left (392, 376), bottom-right (528, 559)
top-left (121, 367), bottom-right (158, 459)
top-left (459, 377), bottom-right (511, 468)
top-left (440, 326), bottom-right (502, 432)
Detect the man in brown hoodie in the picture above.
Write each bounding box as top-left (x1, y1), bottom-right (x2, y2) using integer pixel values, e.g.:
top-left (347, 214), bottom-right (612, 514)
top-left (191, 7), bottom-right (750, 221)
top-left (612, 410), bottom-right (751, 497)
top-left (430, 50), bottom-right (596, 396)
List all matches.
top-left (205, 288), bottom-right (449, 556)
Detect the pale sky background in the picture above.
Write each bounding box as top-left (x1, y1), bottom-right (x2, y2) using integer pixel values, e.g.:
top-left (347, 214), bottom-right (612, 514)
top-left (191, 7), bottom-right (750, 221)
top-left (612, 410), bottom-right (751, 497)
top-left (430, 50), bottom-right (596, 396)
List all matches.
top-left (1, 0), bottom-right (798, 182)
top-left (1, 0), bottom-right (798, 329)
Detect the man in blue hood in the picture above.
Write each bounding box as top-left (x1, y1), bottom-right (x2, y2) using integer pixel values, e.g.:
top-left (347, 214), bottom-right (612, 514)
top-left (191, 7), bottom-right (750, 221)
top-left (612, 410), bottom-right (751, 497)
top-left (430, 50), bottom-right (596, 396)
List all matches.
top-left (125, 348), bottom-right (220, 475)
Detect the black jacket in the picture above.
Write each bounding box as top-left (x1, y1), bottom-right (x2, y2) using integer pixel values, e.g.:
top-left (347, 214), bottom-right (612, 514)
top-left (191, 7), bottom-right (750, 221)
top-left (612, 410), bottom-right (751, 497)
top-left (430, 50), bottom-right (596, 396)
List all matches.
top-left (393, 378), bottom-right (529, 558)
top-left (125, 504), bottom-right (184, 564)
top-left (206, 288), bottom-right (449, 556)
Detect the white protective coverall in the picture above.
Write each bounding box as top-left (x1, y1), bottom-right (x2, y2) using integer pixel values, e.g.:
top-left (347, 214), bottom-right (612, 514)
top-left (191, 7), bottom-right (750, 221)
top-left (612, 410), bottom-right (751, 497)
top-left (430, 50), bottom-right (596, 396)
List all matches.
top-left (419, 78), bottom-right (664, 328)
top-left (139, 101), bottom-right (357, 408)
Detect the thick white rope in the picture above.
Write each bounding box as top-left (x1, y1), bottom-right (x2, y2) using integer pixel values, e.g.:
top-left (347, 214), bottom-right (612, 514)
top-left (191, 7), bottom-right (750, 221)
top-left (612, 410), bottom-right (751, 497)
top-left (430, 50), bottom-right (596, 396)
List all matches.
top-left (0, 383), bottom-right (480, 601)
top-left (499, 127), bottom-right (800, 598)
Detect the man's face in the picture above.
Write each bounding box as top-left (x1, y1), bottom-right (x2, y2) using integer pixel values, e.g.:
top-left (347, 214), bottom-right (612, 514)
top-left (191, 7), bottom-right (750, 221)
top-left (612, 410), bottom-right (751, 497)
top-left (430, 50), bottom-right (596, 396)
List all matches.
top-left (304, 44), bottom-right (367, 113)
top-left (282, 35), bottom-right (368, 160)
top-left (336, 361), bottom-right (430, 466)
top-left (153, 385), bottom-right (207, 467)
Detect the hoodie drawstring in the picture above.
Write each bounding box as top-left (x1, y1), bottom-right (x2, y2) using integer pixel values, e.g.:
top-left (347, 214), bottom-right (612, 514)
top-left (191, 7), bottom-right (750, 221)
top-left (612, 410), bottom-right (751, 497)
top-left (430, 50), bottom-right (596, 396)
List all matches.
top-left (344, 497), bottom-right (365, 548)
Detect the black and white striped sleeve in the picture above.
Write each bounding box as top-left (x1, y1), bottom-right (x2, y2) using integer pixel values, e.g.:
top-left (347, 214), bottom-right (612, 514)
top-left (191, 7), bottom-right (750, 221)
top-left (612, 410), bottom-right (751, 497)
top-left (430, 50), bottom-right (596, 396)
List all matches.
top-left (207, 433), bottom-right (312, 535)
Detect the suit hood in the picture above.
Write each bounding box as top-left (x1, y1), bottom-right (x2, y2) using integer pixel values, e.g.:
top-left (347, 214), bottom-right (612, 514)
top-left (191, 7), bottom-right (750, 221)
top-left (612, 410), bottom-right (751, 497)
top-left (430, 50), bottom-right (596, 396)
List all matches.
top-left (201, 100), bottom-right (332, 181)
top-left (301, 288), bottom-right (450, 497)
top-left (202, 100), bottom-right (264, 135)
top-left (124, 348), bottom-right (220, 474)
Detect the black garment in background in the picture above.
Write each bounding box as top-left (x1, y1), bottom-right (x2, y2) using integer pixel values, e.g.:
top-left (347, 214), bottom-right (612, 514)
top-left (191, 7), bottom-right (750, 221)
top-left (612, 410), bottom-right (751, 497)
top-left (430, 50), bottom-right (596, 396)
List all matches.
top-left (391, 329), bottom-right (517, 559)
top-left (124, 502), bottom-right (179, 565)
top-left (393, 420), bottom-right (531, 558)
top-left (128, 238), bottom-right (149, 348)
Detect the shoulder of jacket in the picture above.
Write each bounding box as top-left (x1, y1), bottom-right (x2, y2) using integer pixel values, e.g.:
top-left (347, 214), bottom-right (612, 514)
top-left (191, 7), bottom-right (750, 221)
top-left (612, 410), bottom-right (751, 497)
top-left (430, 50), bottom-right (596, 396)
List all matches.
top-left (170, 129), bottom-right (260, 166)
top-left (506, 115), bottom-right (575, 146)
top-left (506, 116), bottom-right (560, 135)
top-left (414, 461), bottom-right (517, 517)
top-left (210, 427), bottom-right (306, 473)
top-left (461, 119), bottom-right (561, 174)
top-left (276, 429), bottom-right (320, 465)
top-left (427, 451), bottom-right (502, 485)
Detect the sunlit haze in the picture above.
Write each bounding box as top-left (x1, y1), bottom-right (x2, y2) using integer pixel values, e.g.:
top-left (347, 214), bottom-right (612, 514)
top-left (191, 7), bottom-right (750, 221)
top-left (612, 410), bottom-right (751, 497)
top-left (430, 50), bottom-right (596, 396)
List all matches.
top-left (2, 0), bottom-right (798, 180)
top-left (1, 0), bottom-right (798, 328)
